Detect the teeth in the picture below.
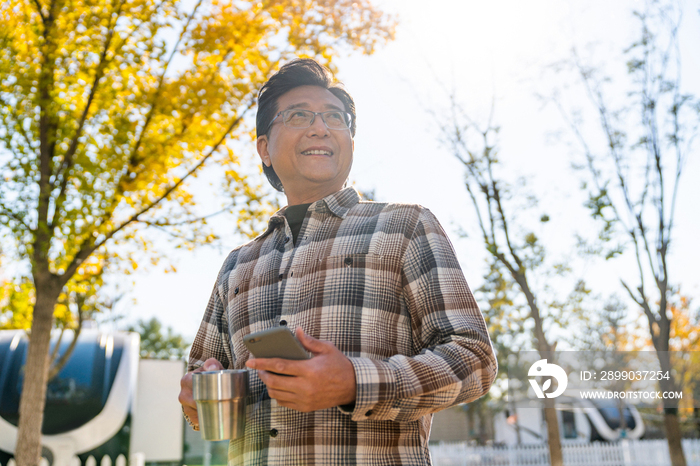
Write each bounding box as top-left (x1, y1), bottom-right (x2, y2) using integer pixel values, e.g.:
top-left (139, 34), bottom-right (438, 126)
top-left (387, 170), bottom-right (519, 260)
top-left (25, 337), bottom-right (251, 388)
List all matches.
top-left (302, 150), bottom-right (332, 155)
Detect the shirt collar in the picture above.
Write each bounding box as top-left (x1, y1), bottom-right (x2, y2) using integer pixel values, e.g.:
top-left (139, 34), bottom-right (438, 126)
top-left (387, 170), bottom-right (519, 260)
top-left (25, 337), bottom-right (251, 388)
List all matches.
top-left (311, 186), bottom-right (360, 218)
top-left (262, 187), bottom-right (360, 238)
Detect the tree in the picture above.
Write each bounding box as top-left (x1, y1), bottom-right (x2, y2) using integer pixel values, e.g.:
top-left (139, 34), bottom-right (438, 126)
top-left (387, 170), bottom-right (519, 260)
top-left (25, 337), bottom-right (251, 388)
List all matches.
top-left (127, 317), bottom-right (189, 360)
top-left (0, 0), bottom-right (395, 464)
top-left (667, 293), bottom-right (700, 437)
top-left (551, 1), bottom-right (698, 464)
top-left (435, 102), bottom-right (570, 465)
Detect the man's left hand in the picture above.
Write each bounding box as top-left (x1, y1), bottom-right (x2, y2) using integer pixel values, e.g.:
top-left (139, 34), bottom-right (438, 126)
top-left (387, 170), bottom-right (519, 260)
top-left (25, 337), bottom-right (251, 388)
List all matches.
top-left (245, 327), bottom-right (357, 412)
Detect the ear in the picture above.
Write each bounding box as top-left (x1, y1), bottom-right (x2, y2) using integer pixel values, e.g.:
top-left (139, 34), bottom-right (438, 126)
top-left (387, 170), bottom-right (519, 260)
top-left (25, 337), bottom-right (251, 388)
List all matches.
top-left (257, 135), bottom-right (271, 167)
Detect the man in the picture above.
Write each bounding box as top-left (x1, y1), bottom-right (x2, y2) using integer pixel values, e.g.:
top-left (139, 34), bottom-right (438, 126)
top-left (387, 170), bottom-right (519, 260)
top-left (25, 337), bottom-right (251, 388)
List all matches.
top-left (179, 59), bottom-right (497, 465)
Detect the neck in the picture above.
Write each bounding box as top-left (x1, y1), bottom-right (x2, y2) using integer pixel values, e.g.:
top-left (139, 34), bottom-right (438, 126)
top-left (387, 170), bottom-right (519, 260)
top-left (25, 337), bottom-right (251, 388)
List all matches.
top-left (285, 186), bottom-right (343, 206)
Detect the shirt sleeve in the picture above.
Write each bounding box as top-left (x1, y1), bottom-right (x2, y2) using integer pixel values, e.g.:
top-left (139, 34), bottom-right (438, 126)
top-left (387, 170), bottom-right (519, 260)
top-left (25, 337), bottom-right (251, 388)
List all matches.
top-left (188, 258), bottom-right (235, 373)
top-left (344, 208), bottom-right (497, 422)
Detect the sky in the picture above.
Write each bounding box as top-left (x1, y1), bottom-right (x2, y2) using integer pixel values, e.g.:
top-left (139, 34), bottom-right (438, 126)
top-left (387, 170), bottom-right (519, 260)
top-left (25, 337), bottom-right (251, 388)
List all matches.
top-left (112, 0), bottom-right (700, 343)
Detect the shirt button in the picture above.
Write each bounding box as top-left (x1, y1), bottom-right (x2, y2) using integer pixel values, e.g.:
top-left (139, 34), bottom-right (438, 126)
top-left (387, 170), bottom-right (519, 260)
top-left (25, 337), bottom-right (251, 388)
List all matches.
top-left (344, 257), bottom-right (353, 267)
top-left (279, 320), bottom-right (287, 326)
top-left (284, 236), bottom-right (290, 243)
top-left (290, 271), bottom-right (294, 277)
top-left (365, 410), bottom-right (373, 416)
top-left (269, 428), bottom-right (278, 437)
top-left (234, 287), bottom-right (239, 295)
top-left (278, 273), bottom-right (283, 280)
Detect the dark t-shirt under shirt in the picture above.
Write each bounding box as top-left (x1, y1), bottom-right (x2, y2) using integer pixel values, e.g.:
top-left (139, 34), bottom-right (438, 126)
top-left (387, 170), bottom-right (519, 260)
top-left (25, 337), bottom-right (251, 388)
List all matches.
top-left (284, 203), bottom-right (311, 246)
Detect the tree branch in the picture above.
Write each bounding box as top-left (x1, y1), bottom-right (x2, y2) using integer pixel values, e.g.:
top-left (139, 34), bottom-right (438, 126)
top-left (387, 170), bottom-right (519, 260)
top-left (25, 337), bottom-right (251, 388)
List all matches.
top-left (31, 0), bottom-right (47, 27)
top-left (142, 201), bottom-right (237, 228)
top-left (48, 300), bottom-right (84, 380)
top-left (572, 52), bottom-right (639, 228)
top-left (61, 99), bottom-right (254, 283)
top-left (51, 0), bottom-right (128, 229)
top-left (0, 201), bottom-right (31, 231)
top-left (490, 172), bottom-right (524, 273)
top-left (463, 180), bottom-right (490, 248)
top-left (0, 95), bottom-right (38, 156)
top-left (48, 327), bottom-right (64, 369)
top-left (34, 0), bottom-right (64, 275)
top-left (123, 0), bottom-right (205, 177)
top-left (550, 92), bottom-right (629, 233)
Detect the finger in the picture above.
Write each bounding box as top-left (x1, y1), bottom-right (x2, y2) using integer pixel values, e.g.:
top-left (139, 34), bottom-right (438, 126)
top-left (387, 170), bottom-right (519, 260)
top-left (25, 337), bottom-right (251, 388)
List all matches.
top-left (247, 357), bottom-right (304, 376)
top-left (178, 386), bottom-right (196, 409)
top-left (203, 358), bottom-right (224, 371)
top-left (183, 404), bottom-right (199, 424)
top-left (295, 327), bottom-right (329, 354)
top-left (178, 373), bottom-right (198, 421)
top-left (266, 382), bottom-right (299, 398)
top-left (257, 371), bottom-right (302, 402)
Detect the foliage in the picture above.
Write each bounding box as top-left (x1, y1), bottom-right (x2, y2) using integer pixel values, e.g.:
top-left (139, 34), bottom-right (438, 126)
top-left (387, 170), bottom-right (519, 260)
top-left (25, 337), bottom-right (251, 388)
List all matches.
top-left (668, 294), bottom-right (699, 352)
top-left (0, 0), bottom-right (395, 289)
top-left (477, 262), bottom-right (529, 356)
top-left (566, 293), bottom-right (652, 352)
top-left (0, 0), bottom-right (395, 463)
top-left (127, 317), bottom-right (189, 360)
top-left (667, 294), bottom-right (700, 428)
top-left (0, 277), bottom-right (35, 329)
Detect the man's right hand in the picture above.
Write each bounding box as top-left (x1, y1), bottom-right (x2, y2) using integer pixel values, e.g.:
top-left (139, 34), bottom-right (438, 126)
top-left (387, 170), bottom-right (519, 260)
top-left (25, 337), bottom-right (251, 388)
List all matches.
top-left (178, 358), bottom-right (225, 428)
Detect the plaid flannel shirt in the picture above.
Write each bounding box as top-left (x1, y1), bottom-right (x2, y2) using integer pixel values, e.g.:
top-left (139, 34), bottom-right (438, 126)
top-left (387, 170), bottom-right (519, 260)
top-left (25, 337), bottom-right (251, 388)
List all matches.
top-left (188, 187), bottom-right (497, 465)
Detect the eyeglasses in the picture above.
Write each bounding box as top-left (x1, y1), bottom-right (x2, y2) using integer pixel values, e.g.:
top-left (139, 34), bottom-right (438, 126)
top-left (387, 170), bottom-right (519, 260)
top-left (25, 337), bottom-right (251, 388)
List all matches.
top-left (268, 109), bottom-right (353, 131)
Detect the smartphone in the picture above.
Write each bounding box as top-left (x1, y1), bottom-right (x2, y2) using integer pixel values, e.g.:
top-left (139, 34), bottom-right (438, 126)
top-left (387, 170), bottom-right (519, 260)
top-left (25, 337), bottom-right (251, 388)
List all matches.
top-left (243, 327), bottom-right (311, 360)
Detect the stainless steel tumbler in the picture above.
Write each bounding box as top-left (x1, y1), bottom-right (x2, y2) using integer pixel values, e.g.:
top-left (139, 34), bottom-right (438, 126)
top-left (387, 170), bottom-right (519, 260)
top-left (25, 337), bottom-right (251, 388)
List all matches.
top-left (192, 369), bottom-right (248, 440)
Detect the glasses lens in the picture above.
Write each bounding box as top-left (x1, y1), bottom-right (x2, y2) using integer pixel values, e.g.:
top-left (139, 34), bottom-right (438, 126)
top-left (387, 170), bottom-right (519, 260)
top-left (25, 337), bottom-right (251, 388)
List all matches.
top-left (283, 110), bottom-right (314, 128)
top-left (322, 111), bottom-right (350, 129)
top-left (281, 110), bottom-right (350, 129)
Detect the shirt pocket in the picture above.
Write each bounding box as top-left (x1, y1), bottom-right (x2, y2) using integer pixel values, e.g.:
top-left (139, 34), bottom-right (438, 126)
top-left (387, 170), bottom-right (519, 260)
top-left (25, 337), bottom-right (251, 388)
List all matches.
top-left (304, 253), bottom-right (412, 358)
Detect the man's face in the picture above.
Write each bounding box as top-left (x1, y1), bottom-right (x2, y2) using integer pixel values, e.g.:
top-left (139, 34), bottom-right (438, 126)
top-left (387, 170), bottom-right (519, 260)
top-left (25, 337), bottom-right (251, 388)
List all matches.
top-left (257, 85), bottom-right (354, 203)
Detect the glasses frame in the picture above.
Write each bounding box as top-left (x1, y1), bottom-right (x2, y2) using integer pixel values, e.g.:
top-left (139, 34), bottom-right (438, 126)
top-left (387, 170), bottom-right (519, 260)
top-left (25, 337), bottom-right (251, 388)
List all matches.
top-left (268, 109), bottom-right (353, 132)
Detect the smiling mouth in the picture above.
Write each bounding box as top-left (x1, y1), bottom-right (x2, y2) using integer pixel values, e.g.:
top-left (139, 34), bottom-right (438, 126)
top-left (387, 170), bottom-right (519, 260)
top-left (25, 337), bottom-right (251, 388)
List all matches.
top-left (301, 149), bottom-right (333, 156)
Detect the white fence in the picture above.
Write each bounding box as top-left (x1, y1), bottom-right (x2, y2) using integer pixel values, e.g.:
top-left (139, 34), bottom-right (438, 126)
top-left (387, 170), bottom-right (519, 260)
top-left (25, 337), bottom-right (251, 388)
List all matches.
top-left (430, 439), bottom-right (700, 466)
top-left (3, 442), bottom-right (700, 466)
top-left (1, 454), bottom-right (142, 466)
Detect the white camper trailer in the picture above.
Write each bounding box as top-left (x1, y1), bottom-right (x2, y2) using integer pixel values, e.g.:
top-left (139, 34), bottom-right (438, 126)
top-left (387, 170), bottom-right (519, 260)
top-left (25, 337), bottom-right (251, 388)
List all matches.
top-left (494, 391), bottom-right (645, 445)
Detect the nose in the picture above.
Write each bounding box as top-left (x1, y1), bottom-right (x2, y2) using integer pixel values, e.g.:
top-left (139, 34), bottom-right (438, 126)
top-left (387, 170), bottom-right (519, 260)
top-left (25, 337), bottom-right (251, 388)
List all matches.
top-left (306, 114), bottom-right (330, 138)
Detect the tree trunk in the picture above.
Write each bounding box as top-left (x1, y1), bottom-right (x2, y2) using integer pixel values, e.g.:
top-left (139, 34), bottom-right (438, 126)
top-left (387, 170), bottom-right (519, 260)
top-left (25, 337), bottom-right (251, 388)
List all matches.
top-left (15, 283), bottom-right (61, 466)
top-left (543, 384), bottom-right (563, 466)
top-left (664, 411), bottom-right (687, 466)
top-left (515, 274), bottom-right (563, 465)
top-left (655, 349), bottom-right (687, 466)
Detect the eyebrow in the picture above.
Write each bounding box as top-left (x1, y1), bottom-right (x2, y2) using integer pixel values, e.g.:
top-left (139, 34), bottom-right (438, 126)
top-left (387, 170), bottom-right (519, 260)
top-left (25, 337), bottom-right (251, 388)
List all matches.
top-left (283, 102), bottom-right (344, 112)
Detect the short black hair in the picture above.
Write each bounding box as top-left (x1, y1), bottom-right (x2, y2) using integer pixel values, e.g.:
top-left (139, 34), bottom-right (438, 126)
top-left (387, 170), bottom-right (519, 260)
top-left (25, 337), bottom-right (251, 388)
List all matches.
top-left (256, 59), bottom-right (356, 192)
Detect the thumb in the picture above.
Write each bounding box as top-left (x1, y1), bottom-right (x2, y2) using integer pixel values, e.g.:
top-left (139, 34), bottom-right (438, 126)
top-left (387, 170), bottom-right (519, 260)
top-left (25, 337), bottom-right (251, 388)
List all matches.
top-left (203, 358), bottom-right (224, 371)
top-left (295, 327), bottom-right (328, 354)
